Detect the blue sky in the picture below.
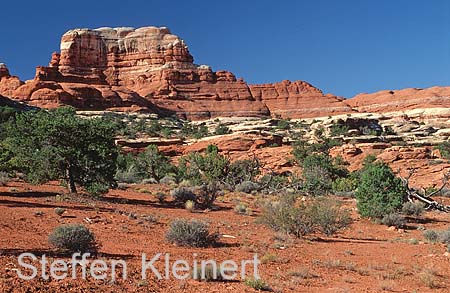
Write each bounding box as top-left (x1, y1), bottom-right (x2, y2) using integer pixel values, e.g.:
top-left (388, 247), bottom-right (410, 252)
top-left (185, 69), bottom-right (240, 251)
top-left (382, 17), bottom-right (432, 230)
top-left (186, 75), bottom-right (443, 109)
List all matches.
top-left (1, 0), bottom-right (449, 98)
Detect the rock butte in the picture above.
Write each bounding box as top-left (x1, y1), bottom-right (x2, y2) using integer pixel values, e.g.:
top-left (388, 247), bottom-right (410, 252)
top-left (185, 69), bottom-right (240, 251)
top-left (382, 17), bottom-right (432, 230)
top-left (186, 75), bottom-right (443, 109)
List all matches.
top-left (0, 25), bottom-right (450, 119)
top-left (0, 26), bottom-right (351, 119)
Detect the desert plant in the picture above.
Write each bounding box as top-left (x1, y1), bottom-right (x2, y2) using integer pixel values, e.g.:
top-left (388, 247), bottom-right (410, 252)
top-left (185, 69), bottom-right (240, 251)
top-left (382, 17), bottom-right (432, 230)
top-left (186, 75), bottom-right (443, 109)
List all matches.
top-left (192, 264), bottom-right (224, 281)
top-left (235, 181), bottom-right (259, 193)
top-left (275, 119), bottom-right (291, 130)
top-left (195, 183), bottom-right (220, 209)
top-left (226, 158), bottom-right (261, 187)
top-left (180, 122), bottom-right (209, 139)
top-left (332, 176), bottom-right (358, 193)
top-left (244, 278), bottom-right (270, 291)
top-left (48, 224), bottom-right (96, 253)
top-left (54, 207), bottom-right (66, 216)
top-left (85, 182), bottom-right (110, 196)
top-left (166, 219), bottom-right (217, 247)
top-left (135, 145), bottom-right (177, 182)
top-left (309, 198), bottom-right (352, 236)
top-left (435, 141), bottom-right (450, 159)
top-left (260, 195), bottom-right (351, 237)
top-left (356, 161), bottom-right (405, 219)
top-left (235, 203), bottom-right (249, 215)
top-left (170, 187), bottom-right (197, 205)
top-left (302, 164), bottom-right (333, 196)
top-left (4, 107), bottom-right (118, 194)
top-left (423, 230), bottom-right (439, 243)
top-left (381, 213), bottom-right (406, 228)
top-left (438, 230), bottom-right (450, 245)
top-left (260, 194), bottom-right (314, 237)
top-left (155, 192), bottom-right (167, 203)
top-left (0, 171), bottom-right (9, 186)
top-left (185, 200), bottom-right (195, 212)
top-left (401, 202), bottom-right (425, 217)
top-left (159, 175), bottom-right (177, 185)
top-left (178, 145), bottom-right (229, 185)
top-left (259, 174), bottom-right (290, 191)
top-left (330, 123), bottom-right (349, 136)
top-left (214, 124), bottom-right (231, 135)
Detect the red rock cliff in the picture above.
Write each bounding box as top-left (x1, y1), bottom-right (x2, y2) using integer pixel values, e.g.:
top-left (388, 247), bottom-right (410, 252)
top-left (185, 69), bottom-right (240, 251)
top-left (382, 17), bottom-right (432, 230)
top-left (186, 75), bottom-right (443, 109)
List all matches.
top-left (4, 26), bottom-right (351, 119)
top-left (347, 87), bottom-right (450, 113)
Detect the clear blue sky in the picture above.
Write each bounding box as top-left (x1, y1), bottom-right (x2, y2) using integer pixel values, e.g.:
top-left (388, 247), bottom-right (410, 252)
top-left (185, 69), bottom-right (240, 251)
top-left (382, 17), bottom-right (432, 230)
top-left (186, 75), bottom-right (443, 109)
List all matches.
top-left (1, 0), bottom-right (449, 98)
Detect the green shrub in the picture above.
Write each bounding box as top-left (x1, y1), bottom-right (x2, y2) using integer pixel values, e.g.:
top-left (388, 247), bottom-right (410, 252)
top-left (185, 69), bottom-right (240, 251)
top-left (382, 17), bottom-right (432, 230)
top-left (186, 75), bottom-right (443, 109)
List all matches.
top-left (85, 182), bottom-right (110, 197)
top-left (244, 278), bottom-right (270, 291)
top-left (54, 208), bottom-right (65, 216)
top-left (355, 161), bottom-right (405, 219)
top-left (330, 123), bottom-right (349, 136)
top-left (381, 213), bottom-right (406, 228)
top-left (423, 228), bottom-right (450, 245)
top-left (226, 159), bottom-right (261, 187)
top-left (178, 145), bottom-right (229, 185)
top-left (435, 142), bottom-right (450, 159)
top-left (159, 175), bottom-right (177, 185)
top-left (235, 181), bottom-right (259, 193)
top-left (439, 230), bottom-right (450, 245)
top-left (136, 145), bottom-right (177, 181)
top-left (170, 184), bottom-right (219, 209)
top-left (235, 203), bottom-right (249, 215)
top-left (301, 154), bottom-right (349, 196)
top-left (0, 171), bottom-right (9, 186)
top-left (260, 195), bottom-right (314, 237)
top-left (170, 187), bottom-right (197, 205)
top-left (195, 183), bottom-right (220, 209)
top-left (259, 174), bottom-right (290, 191)
top-left (115, 169), bottom-right (139, 184)
top-left (180, 122), bottom-right (209, 139)
top-left (275, 119), bottom-right (291, 130)
top-left (115, 146), bottom-right (176, 183)
top-left (309, 198), bottom-right (352, 236)
top-left (192, 264), bottom-right (224, 281)
top-left (166, 219), bottom-right (217, 247)
top-left (260, 195), bottom-right (351, 237)
top-left (214, 124), bottom-right (231, 135)
top-left (423, 230), bottom-right (439, 243)
top-left (155, 192), bottom-right (167, 203)
top-left (48, 224), bottom-right (96, 253)
top-left (332, 177), bottom-right (358, 193)
top-left (401, 202), bottom-right (425, 217)
top-left (185, 200), bottom-right (195, 212)
top-left (302, 165), bottom-right (333, 196)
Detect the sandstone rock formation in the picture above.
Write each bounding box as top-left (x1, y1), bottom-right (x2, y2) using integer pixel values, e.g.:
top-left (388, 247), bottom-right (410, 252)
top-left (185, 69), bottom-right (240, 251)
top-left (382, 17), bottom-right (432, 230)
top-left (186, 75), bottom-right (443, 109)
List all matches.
top-left (348, 87), bottom-right (450, 114)
top-left (0, 63), bottom-right (23, 98)
top-left (250, 80), bottom-right (352, 118)
top-left (3, 26), bottom-right (351, 119)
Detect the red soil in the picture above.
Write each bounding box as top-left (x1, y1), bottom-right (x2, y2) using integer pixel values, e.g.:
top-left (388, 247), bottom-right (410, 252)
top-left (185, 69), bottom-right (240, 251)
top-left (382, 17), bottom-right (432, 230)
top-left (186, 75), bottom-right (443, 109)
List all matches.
top-left (1, 181), bottom-right (450, 292)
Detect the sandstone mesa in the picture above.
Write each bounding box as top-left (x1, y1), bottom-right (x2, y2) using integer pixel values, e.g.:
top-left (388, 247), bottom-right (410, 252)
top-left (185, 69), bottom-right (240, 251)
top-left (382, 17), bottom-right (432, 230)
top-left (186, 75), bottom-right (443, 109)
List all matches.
top-left (0, 26), bottom-right (348, 119)
top-left (1, 25), bottom-right (450, 120)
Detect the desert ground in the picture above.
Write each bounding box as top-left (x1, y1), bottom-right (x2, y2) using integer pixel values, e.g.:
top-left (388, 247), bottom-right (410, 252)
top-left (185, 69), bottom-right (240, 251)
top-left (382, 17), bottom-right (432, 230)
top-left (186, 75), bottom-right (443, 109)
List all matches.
top-left (2, 178), bottom-right (450, 293)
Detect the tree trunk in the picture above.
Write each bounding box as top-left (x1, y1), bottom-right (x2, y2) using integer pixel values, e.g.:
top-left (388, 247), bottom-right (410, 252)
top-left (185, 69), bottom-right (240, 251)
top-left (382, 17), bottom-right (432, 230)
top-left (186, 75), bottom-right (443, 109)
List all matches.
top-left (66, 167), bottom-right (77, 194)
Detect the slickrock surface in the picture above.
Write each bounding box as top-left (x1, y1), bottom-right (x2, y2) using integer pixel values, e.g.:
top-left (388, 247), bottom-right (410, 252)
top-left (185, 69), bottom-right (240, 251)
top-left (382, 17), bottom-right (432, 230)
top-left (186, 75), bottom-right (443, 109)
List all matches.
top-left (348, 87), bottom-right (450, 114)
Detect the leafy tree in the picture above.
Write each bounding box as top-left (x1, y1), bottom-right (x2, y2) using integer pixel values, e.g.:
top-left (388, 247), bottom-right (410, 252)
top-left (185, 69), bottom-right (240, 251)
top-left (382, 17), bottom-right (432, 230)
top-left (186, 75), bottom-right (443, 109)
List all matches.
top-left (226, 158), bottom-right (260, 187)
top-left (4, 107), bottom-right (118, 194)
top-left (178, 145), bottom-right (229, 185)
top-left (301, 153), bottom-right (349, 196)
top-left (135, 145), bottom-right (176, 181)
top-left (355, 161), bottom-right (405, 218)
top-left (115, 145), bottom-right (176, 183)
